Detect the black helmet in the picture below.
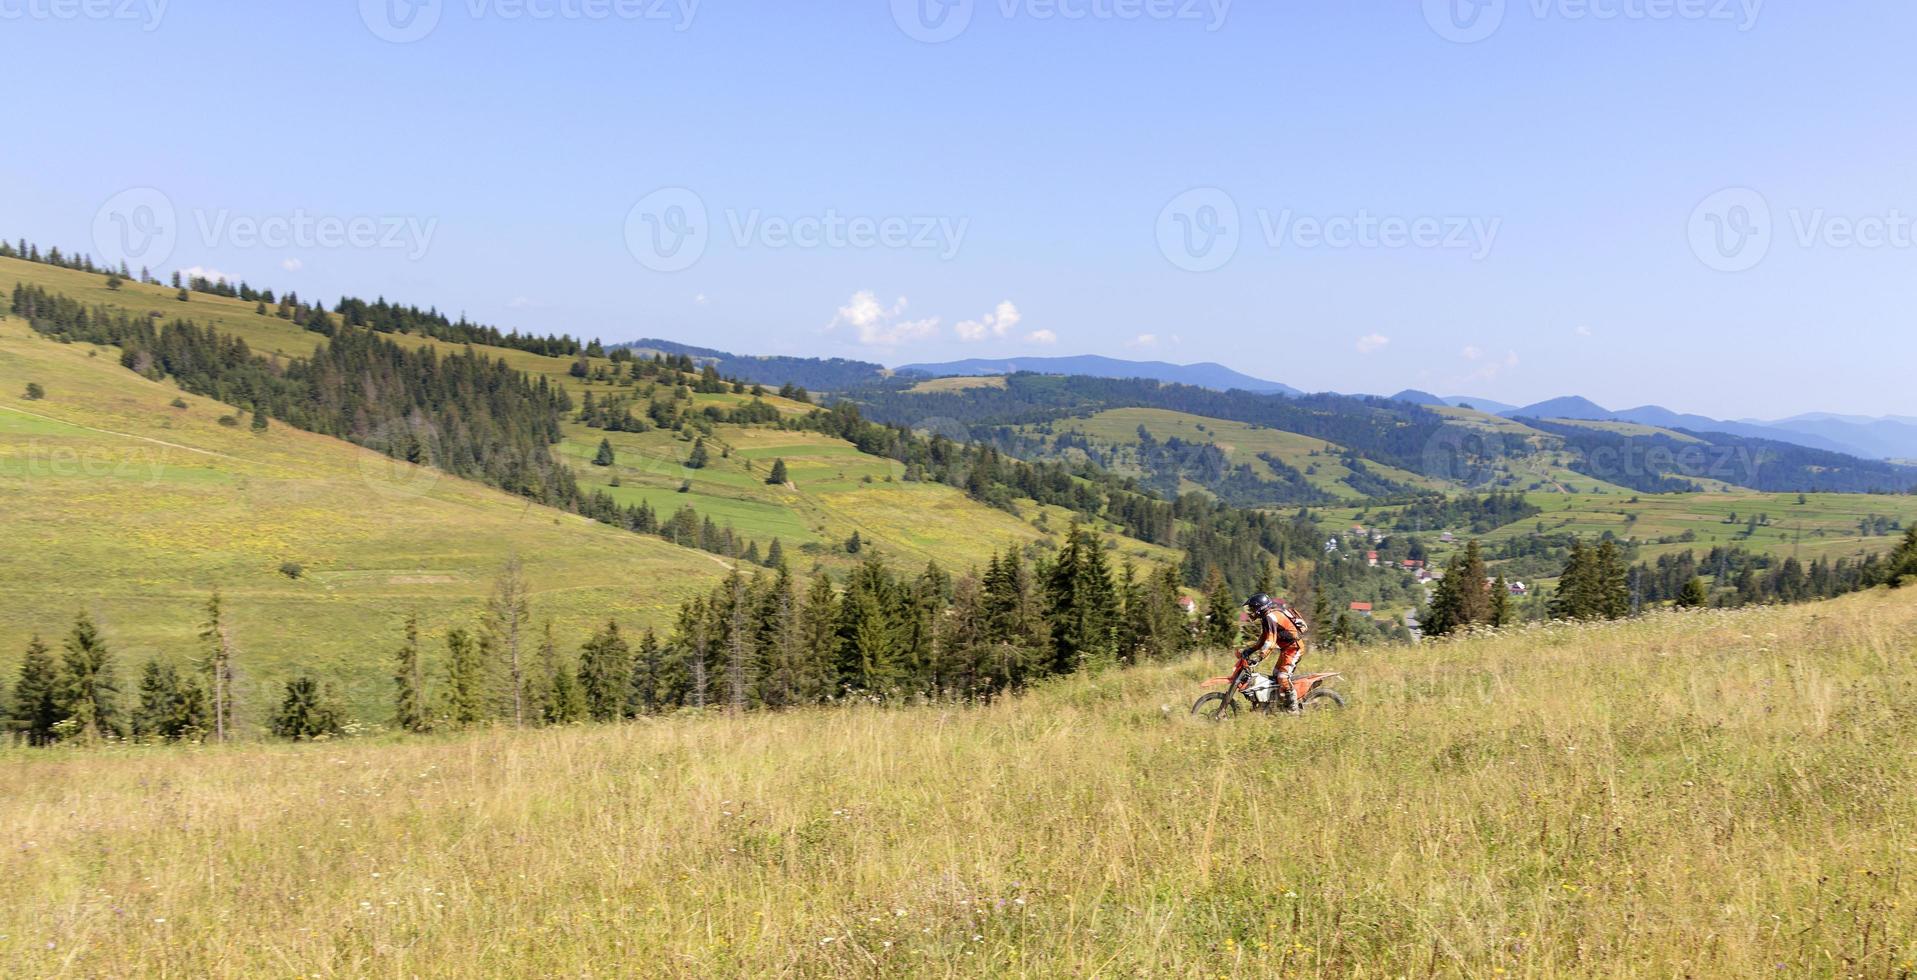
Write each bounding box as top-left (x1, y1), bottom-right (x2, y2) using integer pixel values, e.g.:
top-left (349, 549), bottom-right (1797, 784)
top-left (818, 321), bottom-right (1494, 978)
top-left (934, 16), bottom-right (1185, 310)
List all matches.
top-left (1246, 593), bottom-right (1276, 615)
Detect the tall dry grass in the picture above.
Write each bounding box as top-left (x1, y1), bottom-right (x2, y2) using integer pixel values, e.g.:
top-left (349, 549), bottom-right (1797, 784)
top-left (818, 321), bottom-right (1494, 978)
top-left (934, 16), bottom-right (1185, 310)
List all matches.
top-left (3, 589), bottom-right (1914, 977)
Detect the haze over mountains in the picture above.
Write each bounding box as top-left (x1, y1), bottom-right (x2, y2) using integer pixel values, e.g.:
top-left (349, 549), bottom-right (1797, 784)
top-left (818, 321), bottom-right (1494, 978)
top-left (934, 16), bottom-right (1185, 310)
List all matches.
top-left (625, 341), bottom-right (1915, 463)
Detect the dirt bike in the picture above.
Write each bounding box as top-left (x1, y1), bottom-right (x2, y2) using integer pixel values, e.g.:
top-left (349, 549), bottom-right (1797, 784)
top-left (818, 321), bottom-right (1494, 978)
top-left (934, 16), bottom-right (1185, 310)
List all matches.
top-left (1190, 650), bottom-right (1345, 720)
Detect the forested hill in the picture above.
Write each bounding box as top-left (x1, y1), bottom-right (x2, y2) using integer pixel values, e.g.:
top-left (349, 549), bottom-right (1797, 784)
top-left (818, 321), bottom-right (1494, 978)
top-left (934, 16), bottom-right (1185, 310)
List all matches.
top-left (845, 373), bottom-right (1464, 476)
top-left (622, 338), bottom-right (889, 392)
top-left (1525, 419), bottom-right (1917, 495)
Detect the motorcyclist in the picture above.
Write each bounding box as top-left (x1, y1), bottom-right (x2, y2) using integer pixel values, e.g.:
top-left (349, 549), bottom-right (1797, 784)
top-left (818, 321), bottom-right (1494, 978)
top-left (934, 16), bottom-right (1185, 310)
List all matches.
top-left (1243, 593), bottom-right (1307, 712)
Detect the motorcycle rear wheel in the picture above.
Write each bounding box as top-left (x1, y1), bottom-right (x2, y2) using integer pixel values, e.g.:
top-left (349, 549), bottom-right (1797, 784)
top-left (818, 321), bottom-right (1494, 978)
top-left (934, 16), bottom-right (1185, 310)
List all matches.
top-left (1190, 691), bottom-right (1241, 721)
top-left (1301, 688), bottom-right (1345, 711)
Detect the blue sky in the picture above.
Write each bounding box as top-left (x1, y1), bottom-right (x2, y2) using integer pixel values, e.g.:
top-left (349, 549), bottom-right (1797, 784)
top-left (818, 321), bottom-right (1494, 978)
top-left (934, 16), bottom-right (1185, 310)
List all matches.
top-left (2, 0), bottom-right (1913, 418)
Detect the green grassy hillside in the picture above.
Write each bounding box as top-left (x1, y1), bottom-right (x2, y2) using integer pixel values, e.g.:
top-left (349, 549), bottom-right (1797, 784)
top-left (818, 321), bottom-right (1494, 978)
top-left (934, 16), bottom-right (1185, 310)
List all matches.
top-left (0, 258), bottom-right (1179, 725)
top-left (0, 312), bottom-right (731, 723)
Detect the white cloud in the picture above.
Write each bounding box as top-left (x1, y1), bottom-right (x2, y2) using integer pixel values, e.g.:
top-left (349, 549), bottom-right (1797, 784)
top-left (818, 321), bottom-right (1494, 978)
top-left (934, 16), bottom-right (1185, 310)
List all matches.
top-left (1465, 349), bottom-right (1521, 383)
top-left (955, 301), bottom-right (1022, 342)
top-left (1025, 329), bottom-right (1058, 345)
top-left (695, 293), bottom-right (709, 306)
top-left (1462, 345), bottom-right (1485, 361)
top-left (280, 258), bottom-right (303, 273)
top-left (827, 291), bottom-right (940, 347)
top-left (181, 265), bottom-right (234, 284)
top-left (1575, 324), bottom-right (1592, 337)
top-left (1125, 333), bottom-right (1159, 349)
top-left (1356, 333), bottom-right (1390, 354)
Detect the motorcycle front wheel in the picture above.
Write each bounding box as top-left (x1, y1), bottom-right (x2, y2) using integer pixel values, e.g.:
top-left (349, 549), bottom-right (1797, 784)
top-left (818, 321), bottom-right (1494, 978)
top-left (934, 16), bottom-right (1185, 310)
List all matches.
top-left (1190, 691), bottom-right (1242, 721)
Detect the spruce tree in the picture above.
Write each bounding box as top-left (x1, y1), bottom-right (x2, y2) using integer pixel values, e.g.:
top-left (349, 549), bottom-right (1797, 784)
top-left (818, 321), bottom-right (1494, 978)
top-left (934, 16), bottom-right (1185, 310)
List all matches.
top-left (766, 459), bottom-right (788, 485)
top-left (1676, 577), bottom-right (1710, 608)
top-left (593, 438), bottom-right (616, 467)
top-left (686, 438), bottom-right (709, 469)
top-left (270, 677), bottom-right (345, 740)
top-left (59, 611), bottom-right (124, 741)
top-left (12, 636), bottom-right (63, 745)
top-left (540, 622), bottom-right (587, 724)
top-left (444, 628), bottom-right (485, 726)
top-left (577, 619), bottom-right (632, 721)
top-left (1890, 527), bottom-right (1917, 587)
top-left (482, 557), bottom-right (532, 726)
top-left (1489, 575), bottom-right (1512, 628)
top-left (394, 614), bottom-right (429, 733)
top-left (765, 537), bottom-right (786, 570)
top-left (1595, 540), bottom-right (1632, 619)
top-left (1457, 540), bottom-right (1492, 626)
top-left (1202, 570), bottom-right (1240, 650)
top-left (626, 629), bottom-right (662, 717)
top-left (198, 592), bottom-right (236, 742)
top-left (132, 661), bottom-right (182, 742)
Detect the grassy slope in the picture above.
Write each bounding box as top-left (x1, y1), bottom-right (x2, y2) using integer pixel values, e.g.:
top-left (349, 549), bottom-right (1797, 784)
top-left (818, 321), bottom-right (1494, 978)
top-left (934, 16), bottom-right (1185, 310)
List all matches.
top-left (0, 314), bottom-right (731, 723)
top-left (1044, 407), bottom-right (1448, 500)
top-left (0, 258), bottom-right (1178, 716)
top-left (3, 588), bottom-right (1913, 976)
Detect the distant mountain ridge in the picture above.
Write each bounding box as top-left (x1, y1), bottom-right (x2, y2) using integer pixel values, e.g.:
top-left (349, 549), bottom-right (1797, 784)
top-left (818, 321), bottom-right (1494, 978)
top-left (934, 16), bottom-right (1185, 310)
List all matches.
top-left (1496, 396), bottom-right (1917, 460)
top-left (895, 355), bottom-right (1302, 395)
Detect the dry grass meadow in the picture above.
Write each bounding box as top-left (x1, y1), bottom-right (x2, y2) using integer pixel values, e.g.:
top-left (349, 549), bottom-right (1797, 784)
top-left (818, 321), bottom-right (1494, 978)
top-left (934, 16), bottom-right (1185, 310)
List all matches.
top-left (3, 589), bottom-right (1914, 977)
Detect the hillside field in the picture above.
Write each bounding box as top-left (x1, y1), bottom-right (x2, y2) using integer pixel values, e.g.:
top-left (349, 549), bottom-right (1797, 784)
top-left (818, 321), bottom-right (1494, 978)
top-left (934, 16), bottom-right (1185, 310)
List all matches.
top-left (0, 313), bottom-right (732, 722)
top-left (3, 587), bottom-right (1913, 976)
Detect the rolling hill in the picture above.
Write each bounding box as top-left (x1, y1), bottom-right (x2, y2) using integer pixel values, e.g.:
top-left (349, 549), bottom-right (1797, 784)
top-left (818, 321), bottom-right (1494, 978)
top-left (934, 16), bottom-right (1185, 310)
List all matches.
top-left (895, 355), bottom-right (1302, 395)
top-left (0, 255), bottom-right (1180, 723)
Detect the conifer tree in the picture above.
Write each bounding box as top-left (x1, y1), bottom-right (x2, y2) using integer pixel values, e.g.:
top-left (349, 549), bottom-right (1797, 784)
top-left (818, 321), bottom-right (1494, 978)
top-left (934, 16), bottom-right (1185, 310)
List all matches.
top-left (1676, 577), bottom-right (1710, 608)
top-left (686, 438), bottom-right (709, 469)
top-left (270, 677), bottom-right (345, 740)
top-left (626, 629), bottom-right (662, 717)
top-left (59, 611), bottom-right (123, 741)
top-left (198, 592), bottom-right (237, 742)
top-left (1890, 527), bottom-right (1917, 586)
top-left (765, 537), bottom-right (786, 570)
top-left (444, 628), bottom-right (485, 726)
top-left (540, 622), bottom-right (587, 724)
top-left (1489, 575), bottom-right (1512, 627)
top-left (482, 557), bottom-right (532, 726)
top-left (767, 458), bottom-right (788, 485)
top-left (593, 438), bottom-right (616, 467)
top-left (799, 572), bottom-right (842, 699)
top-left (12, 636), bottom-right (62, 745)
top-left (1202, 569), bottom-right (1240, 649)
top-left (393, 613), bottom-right (429, 733)
top-left (577, 619), bottom-right (632, 721)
